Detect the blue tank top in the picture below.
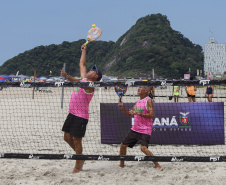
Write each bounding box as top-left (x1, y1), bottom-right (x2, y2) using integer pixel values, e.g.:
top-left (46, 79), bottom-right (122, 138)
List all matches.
top-left (206, 86), bottom-right (212, 94)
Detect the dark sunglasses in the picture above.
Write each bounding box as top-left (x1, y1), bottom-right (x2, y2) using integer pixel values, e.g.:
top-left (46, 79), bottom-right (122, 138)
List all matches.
top-left (91, 64), bottom-right (98, 73)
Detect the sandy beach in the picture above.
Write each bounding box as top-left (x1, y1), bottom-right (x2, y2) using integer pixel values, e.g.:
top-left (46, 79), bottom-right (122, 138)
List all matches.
top-left (0, 85), bottom-right (226, 185)
top-left (1, 159), bottom-right (226, 185)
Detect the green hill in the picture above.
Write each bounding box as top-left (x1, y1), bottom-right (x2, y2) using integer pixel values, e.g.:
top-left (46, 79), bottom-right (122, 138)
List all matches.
top-left (0, 13), bottom-right (203, 79)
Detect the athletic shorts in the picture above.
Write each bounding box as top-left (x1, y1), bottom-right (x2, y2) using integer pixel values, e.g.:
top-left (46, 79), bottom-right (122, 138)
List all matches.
top-left (122, 130), bottom-right (150, 148)
top-left (62, 113), bottom-right (88, 137)
top-left (187, 93), bottom-right (195, 98)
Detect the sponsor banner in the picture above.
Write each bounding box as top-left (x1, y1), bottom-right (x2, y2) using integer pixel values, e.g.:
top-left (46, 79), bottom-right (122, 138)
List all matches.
top-left (100, 102), bottom-right (225, 145)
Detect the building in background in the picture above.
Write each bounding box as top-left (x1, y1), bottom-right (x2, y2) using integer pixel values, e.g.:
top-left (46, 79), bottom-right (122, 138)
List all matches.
top-left (204, 37), bottom-right (226, 75)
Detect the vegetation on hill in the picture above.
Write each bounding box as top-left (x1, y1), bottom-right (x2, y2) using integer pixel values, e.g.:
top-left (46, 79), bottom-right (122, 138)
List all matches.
top-left (0, 14), bottom-right (203, 79)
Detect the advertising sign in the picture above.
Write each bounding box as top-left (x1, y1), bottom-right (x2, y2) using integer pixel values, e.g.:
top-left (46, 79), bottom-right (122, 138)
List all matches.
top-left (100, 102), bottom-right (225, 145)
top-left (184, 74), bottom-right (190, 80)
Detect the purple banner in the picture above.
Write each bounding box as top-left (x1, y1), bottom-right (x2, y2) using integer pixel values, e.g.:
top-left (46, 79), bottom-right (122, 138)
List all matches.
top-left (100, 102), bottom-right (225, 145)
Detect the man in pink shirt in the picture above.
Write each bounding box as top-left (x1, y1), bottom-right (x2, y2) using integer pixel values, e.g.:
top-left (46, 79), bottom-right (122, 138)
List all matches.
top-left (61, 43), bottom-right (102, 173)
top-left (118, 87), bottom-right (162, 171)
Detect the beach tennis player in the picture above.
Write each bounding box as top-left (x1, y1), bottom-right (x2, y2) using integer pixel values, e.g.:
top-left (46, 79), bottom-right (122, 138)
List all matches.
top-left (185, 77), bottom-right (197, 102)
top-left (118, 87), bottom-right (163, 171)
top-left (61, 43), bottom-right (102, 173)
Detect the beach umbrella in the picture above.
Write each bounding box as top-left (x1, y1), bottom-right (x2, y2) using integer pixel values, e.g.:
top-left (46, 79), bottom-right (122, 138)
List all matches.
top-left (17, 75), bottom-right (30, 79)
top-left (46, 78), bottom-right (56, 82)
top-left (0, 75), bottom-right (11, 80)
top-left (9, 74), bottom-right (17, 78)
top-left (39, 76), bottom-right (47, 80)
top-left (0, 79), bottom-right (5, 82)
top-left (0, 76), bottom-right (6, 80)
top-left (46, 75), bottom-right (54, 79)
top-left (24, 79), bottom-right (31, 82)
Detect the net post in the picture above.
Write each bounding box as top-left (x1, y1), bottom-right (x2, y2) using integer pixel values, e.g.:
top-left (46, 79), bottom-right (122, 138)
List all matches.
top-left (99, 87), bottom-right (102, 103)
top-left (32, 70), bottom-right (36, 99)
top-left (61, 63), bottom-right (66, 109)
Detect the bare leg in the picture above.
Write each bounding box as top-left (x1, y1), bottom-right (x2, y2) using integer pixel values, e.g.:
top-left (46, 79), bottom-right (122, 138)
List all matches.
top-left (64, 133), bottom-right (75, 151)
top-left (63, 133), bottom-right (85, 173)
top-left (141, 145), bottom-right (163, 171)
top-left (188, 97), bottom-right (192, 102)
top-left (72, 137), bottom-right (85, 173)
top-left (208, 95), bottom-right (213, 102)
top-left (119, 143), bottom-right (128, 167)
top-left (192, 97), bottom-right (196, 102)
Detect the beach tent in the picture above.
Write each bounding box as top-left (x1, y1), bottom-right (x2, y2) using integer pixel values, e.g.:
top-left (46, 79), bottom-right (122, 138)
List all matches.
top-left (9, 75), bottom-right (17, 78)
top-left (17, 75), bottom-right (30, 79)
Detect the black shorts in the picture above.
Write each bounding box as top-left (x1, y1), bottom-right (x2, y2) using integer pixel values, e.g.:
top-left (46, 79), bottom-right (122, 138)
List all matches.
top-left (187, 93), bottom-right (195, 98)
top-left (122, 130), bottom-right (150, 148)
top-left (62, 113), bottom-right (88, 137)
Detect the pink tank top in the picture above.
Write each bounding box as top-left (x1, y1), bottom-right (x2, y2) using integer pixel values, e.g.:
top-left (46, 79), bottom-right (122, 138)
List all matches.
top-left (131, 97), bottom-right (153, 135)
top-left (68, 78), bottom-right (95, 120)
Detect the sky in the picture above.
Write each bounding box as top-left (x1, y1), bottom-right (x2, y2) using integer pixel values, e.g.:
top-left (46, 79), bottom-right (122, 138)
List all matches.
top-left (0, 0), bottom-right (226, 66)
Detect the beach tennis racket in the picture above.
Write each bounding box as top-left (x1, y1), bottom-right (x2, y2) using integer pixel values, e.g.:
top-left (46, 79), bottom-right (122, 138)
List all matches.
top-left (85, 24), bottom-right (102, 45)
top-left (115, 86), bottom-right (127, 102)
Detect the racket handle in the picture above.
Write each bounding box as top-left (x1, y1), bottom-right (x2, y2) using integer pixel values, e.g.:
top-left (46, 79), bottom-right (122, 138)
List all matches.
top-left (82, 42), bottom-right (88, 49)
top-left (119, 97), bottom-right (122, 102)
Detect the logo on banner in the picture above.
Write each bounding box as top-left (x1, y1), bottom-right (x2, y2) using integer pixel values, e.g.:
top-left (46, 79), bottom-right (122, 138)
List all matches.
top-left (89, 82), bottom-right (100, 87)
top-left (63, 154), bottom-right (73, 159)
top-left (98, 155), bottom-right (110, 161)
top-left (160, 80), bottom-right (173, 86)
top-left (171, 157), bottom-right (184, 162)
top-left (179, 112), bottom-right (190, 125)
top-left (135, 156), bottom-right (145, 161)
top-left (210, 156), bottom-right (220, 162)
top-left (28, 154), bottom-right (40, 159)
top-left (199, 79), bottom-right (210, 86)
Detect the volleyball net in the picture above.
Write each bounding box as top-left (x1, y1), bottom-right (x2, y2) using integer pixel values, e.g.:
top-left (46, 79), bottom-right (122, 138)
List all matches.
top-left (0, 79), bottom-right (226, 162)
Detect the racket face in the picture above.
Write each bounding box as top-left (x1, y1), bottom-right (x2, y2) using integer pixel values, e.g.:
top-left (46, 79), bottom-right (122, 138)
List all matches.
top-left (87, 27), bottom-right (102, 42)
top-left (115, 86), bottom-right (127, 99)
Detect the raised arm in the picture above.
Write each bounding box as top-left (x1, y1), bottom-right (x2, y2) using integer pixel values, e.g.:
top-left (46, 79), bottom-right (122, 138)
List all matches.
top-left (60, 68), bottom-right (79, 82)
top-left (118, 101), bottom-right (136, 117)
top-left (60, 44), bottom-right (88, 82)
top-left (80, 44), bottom-right (87, 79)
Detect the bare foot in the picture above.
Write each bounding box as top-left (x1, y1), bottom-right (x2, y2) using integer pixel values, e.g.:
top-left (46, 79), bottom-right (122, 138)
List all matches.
top-left (72, 160), bottom-right (85, 173)
top-left (155, 165), bottom-right (163, 171)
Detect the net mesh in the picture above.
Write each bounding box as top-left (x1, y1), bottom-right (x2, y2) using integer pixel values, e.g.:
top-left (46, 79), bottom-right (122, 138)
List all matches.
top-left (0, 80), bottom-right (225, 158)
